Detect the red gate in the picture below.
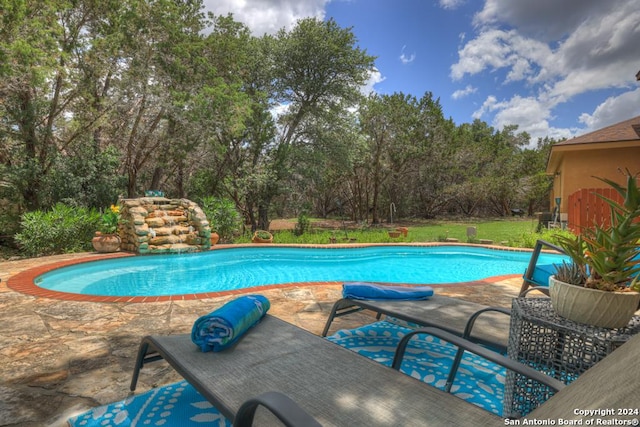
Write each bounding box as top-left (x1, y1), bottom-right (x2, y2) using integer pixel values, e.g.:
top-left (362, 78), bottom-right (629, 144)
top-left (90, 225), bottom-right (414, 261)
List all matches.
top-left (567, 188), bottom-right (625, 233)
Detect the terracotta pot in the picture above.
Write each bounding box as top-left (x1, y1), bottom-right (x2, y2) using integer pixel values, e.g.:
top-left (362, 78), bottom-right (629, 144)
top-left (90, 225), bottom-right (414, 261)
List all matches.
top-left (549, 276), bottom-right (640, 328)
top-left (252, 232), bottom-right (273, 243)
top-left (396, 227), bottom-right (408, 237)
top-left (92, 232), bottom-right (121, 253)
top-left (388, 231), bottom-right (402, 238)
top-left (210, 232), bottom-right (220, 245)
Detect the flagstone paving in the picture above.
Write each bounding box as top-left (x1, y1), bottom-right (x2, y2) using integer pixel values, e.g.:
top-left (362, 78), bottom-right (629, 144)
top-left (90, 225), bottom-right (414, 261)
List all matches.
top-left (0, 251), bottom-right (522, 427)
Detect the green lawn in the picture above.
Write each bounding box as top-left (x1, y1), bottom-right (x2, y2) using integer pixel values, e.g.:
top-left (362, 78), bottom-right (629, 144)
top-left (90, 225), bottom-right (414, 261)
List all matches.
top-left (238, 218), bottom-right (573, 249)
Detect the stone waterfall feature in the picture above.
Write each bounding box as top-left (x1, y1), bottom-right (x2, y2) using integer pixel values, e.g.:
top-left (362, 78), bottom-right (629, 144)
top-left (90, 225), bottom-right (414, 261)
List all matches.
top-left (119, 197), bottom-right (211, 254)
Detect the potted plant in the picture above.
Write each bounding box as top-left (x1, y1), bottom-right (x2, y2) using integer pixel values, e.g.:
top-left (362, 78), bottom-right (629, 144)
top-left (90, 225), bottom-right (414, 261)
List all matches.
top-left (550, 170), bottom-right (640, 328)
top-left (252, 230), bottom-right (273, 243)
top-left (92, 204), bottom-right (122, 252)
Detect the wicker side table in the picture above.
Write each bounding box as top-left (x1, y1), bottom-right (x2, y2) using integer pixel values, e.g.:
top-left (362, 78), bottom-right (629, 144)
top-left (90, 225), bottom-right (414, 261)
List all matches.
top-left (503, 297), bottom-right (640, 417)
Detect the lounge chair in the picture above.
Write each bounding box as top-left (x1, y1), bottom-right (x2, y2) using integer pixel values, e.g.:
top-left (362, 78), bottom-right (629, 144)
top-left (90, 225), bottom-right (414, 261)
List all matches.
top-left (131, 313), bottom-right (640, 426)
top-left (519, 239), bottom-right (566, 296)
top-left (131, 314), bottom-right (554, 426)
top-left (322, 294), bottom-right (512, 351)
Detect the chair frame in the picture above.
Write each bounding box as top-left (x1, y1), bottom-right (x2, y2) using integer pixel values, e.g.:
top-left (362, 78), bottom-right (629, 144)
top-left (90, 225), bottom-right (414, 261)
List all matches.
top-left (519, 239), bottom-right (565, 296)
top-left (322, 294), bottom-right (511, 352)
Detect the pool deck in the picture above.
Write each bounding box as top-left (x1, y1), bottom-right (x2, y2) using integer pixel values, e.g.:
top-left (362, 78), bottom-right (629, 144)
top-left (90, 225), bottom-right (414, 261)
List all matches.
top-left (0, 249), bottom-right (524, 427)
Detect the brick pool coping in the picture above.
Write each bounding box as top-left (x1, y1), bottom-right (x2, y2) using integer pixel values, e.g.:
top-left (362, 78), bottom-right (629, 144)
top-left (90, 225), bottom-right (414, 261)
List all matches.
top-left (6, 243), bottom-right (525, 303)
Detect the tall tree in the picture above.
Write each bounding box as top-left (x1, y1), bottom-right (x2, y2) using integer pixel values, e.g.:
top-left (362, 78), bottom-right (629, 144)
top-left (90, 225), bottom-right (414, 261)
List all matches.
top-left (244, 18), bottom-right (375, 229)
top-left (357, 92), bottom-right (448, 223)
top-left (105, 0), bottom-right (208, 197)
top-left (0, 0), bottom-right (104, 209)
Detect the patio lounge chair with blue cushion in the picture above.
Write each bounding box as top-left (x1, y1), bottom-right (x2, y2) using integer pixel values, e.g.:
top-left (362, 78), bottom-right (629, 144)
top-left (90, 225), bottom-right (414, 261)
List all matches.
top-left (130, 313), bottom-right (640, 426)
top-left (132, 313), bottom-right (566, 426)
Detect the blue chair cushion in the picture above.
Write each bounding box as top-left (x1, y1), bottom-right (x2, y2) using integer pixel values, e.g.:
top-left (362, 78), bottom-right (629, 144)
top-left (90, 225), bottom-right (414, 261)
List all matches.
top-left (528, 263), bottom-right (559, 288)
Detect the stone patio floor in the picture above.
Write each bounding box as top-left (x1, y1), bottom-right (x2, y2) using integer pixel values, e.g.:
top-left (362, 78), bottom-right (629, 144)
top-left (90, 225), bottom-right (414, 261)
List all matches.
top-left (0, 250), bottom-right (523, 427)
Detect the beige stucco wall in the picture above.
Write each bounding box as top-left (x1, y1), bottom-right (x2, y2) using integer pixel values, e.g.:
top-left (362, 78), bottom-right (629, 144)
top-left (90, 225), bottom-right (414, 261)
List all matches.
top-left (548, 145), bottom-right (640, 212)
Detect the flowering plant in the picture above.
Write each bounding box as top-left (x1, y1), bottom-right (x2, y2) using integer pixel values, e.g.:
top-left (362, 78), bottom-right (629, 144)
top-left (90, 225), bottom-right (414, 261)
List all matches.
top-left (100, 204), bottom-right (121, 234)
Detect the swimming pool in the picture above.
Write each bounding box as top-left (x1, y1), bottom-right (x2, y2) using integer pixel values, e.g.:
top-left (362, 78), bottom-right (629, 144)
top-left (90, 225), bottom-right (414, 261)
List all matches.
top-left (35, 245), bottom-right (567, 297)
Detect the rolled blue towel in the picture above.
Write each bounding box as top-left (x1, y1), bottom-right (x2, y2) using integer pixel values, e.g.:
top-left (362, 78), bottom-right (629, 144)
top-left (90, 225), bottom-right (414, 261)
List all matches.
top-left (191, 295), bottom-right (270, 352)
top-left (343, 282), bottom-right (434, 300)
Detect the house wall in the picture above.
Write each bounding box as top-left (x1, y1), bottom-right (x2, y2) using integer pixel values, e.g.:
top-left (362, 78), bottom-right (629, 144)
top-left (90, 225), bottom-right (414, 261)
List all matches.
top-left (549, 146), bottom-right (640, 215)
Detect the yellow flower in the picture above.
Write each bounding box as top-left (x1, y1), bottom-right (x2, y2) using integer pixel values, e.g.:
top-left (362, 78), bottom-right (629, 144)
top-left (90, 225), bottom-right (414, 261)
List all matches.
top-left (110, 204), bottom-right (120, 214)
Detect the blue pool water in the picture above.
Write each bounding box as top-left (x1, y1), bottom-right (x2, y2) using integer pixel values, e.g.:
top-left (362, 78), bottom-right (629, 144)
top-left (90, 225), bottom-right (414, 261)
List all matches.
top-left (36, 245), bottom-right (567, 297)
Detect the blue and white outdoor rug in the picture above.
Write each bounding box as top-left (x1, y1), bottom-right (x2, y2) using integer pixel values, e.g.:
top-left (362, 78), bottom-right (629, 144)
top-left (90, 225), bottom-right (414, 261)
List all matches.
top-left (68, 380), bottom-right (231, 427)
top-left (69, 320), bottom-right (505, 426)
top-left (327, 318), bottom-right (506, 415)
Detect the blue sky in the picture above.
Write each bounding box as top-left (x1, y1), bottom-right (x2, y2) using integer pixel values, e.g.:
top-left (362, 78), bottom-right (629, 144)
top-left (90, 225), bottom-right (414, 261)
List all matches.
top-left (203, 0), bottom-right (640, 142)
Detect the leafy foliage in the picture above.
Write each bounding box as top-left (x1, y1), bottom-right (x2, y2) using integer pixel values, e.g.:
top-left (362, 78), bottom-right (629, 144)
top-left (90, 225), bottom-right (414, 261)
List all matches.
top-left (554, 261), bottom-right (587, 285)
top-left (199, 196), bottom-right (242, 243)
top-left (14, 203), bottom-right (101, 256)
top-left (99, 204), bottom-right (121, 234)
top-left (1, 2), bottom-right (556, 258)
top-left (294, 211), bottom-right (310, 236)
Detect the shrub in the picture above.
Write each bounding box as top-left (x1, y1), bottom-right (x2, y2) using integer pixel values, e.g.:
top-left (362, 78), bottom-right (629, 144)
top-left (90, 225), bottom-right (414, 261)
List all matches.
top-left (294, 211), bottom-right (310, 236)
top-left (199, 196), bottom-right (242, 243)
top-left (15, 203), bottom-right (101, 256)
top-left (515, 228), bottom-right (576, 249)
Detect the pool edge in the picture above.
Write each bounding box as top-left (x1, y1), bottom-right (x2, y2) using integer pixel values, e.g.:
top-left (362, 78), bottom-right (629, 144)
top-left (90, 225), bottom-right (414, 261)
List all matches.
top-left (6, 243), bottom-right (532, 302)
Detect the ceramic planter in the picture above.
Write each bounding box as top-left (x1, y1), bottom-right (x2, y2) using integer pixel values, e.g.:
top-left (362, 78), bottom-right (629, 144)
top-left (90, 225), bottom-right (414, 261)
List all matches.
top-left (549, 276), bottom-right (640, 328)
top-left (92, 232), bottom-right (121, 253)
top-left (210, 232), bottom-right (220, 245)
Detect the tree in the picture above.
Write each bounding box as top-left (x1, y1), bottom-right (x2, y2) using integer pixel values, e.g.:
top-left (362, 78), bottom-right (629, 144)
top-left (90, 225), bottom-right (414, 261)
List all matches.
top-left (357, 92), bottom-right (452, 222)
top-left (358, 93), bottom-right (418, 223)
top-left (242, 18), bottom-right (375, 230)
top-left (392, 93), bottom-right (452, 220)
top-left (0, 0), bottom-right (110, 209)
top-left (103, 0), bottom-right (209, 197)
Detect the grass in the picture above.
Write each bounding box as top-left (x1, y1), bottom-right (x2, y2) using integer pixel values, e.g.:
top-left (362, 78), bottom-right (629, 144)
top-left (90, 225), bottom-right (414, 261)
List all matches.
top-left (235, 218), bottom-right (574, 249)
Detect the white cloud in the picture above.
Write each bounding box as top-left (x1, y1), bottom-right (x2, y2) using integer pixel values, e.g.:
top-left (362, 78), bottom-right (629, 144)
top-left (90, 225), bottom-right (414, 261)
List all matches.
top-left (451, 85), bottom-right (477, 100)
top-left (453, 0), bottom-right (640, 140)
top-left (399, 45), bottom-right (416, 65)
top-left (578, 88), bottom-right (640, 133)
top-left (450, 29), bottom-right (551, 82)
top-left (473, 95), bottom-right (574, 142)
top-left (201, 0), bottom-right (328, 35)
top-left (360, 68), bottom-right (386, 95)
top-left (439, 0), bottom-right (465, 10)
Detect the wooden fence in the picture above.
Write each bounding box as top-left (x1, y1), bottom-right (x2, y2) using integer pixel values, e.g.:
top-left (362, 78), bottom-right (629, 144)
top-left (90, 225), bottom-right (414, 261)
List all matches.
top-left (567, 188), bottom-right (625, 233)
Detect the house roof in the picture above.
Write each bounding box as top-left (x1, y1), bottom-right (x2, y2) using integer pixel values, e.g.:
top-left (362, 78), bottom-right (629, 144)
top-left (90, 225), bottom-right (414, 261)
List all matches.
top-left (546, 115), bottom-right (640, 174)
top-left (554, 115), bottom-right (640, 147)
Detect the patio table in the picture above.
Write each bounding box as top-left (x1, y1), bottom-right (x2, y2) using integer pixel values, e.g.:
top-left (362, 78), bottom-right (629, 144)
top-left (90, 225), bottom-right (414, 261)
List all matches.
top-left (504, 297), bottom-right (640, 417)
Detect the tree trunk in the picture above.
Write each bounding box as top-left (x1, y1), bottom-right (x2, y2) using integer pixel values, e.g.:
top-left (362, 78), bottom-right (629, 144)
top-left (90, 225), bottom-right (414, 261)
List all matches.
top-left (127, 166), bottom-right (138, 198)
top-left (258, 202), bottom-right (270, 231)
top-left (150, 167), bottom-right (164, 193)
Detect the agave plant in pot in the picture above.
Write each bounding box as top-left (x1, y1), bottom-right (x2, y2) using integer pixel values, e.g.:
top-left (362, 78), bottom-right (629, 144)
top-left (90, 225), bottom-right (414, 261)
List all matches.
top-left (551, 170), bottom-right (640, 328)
